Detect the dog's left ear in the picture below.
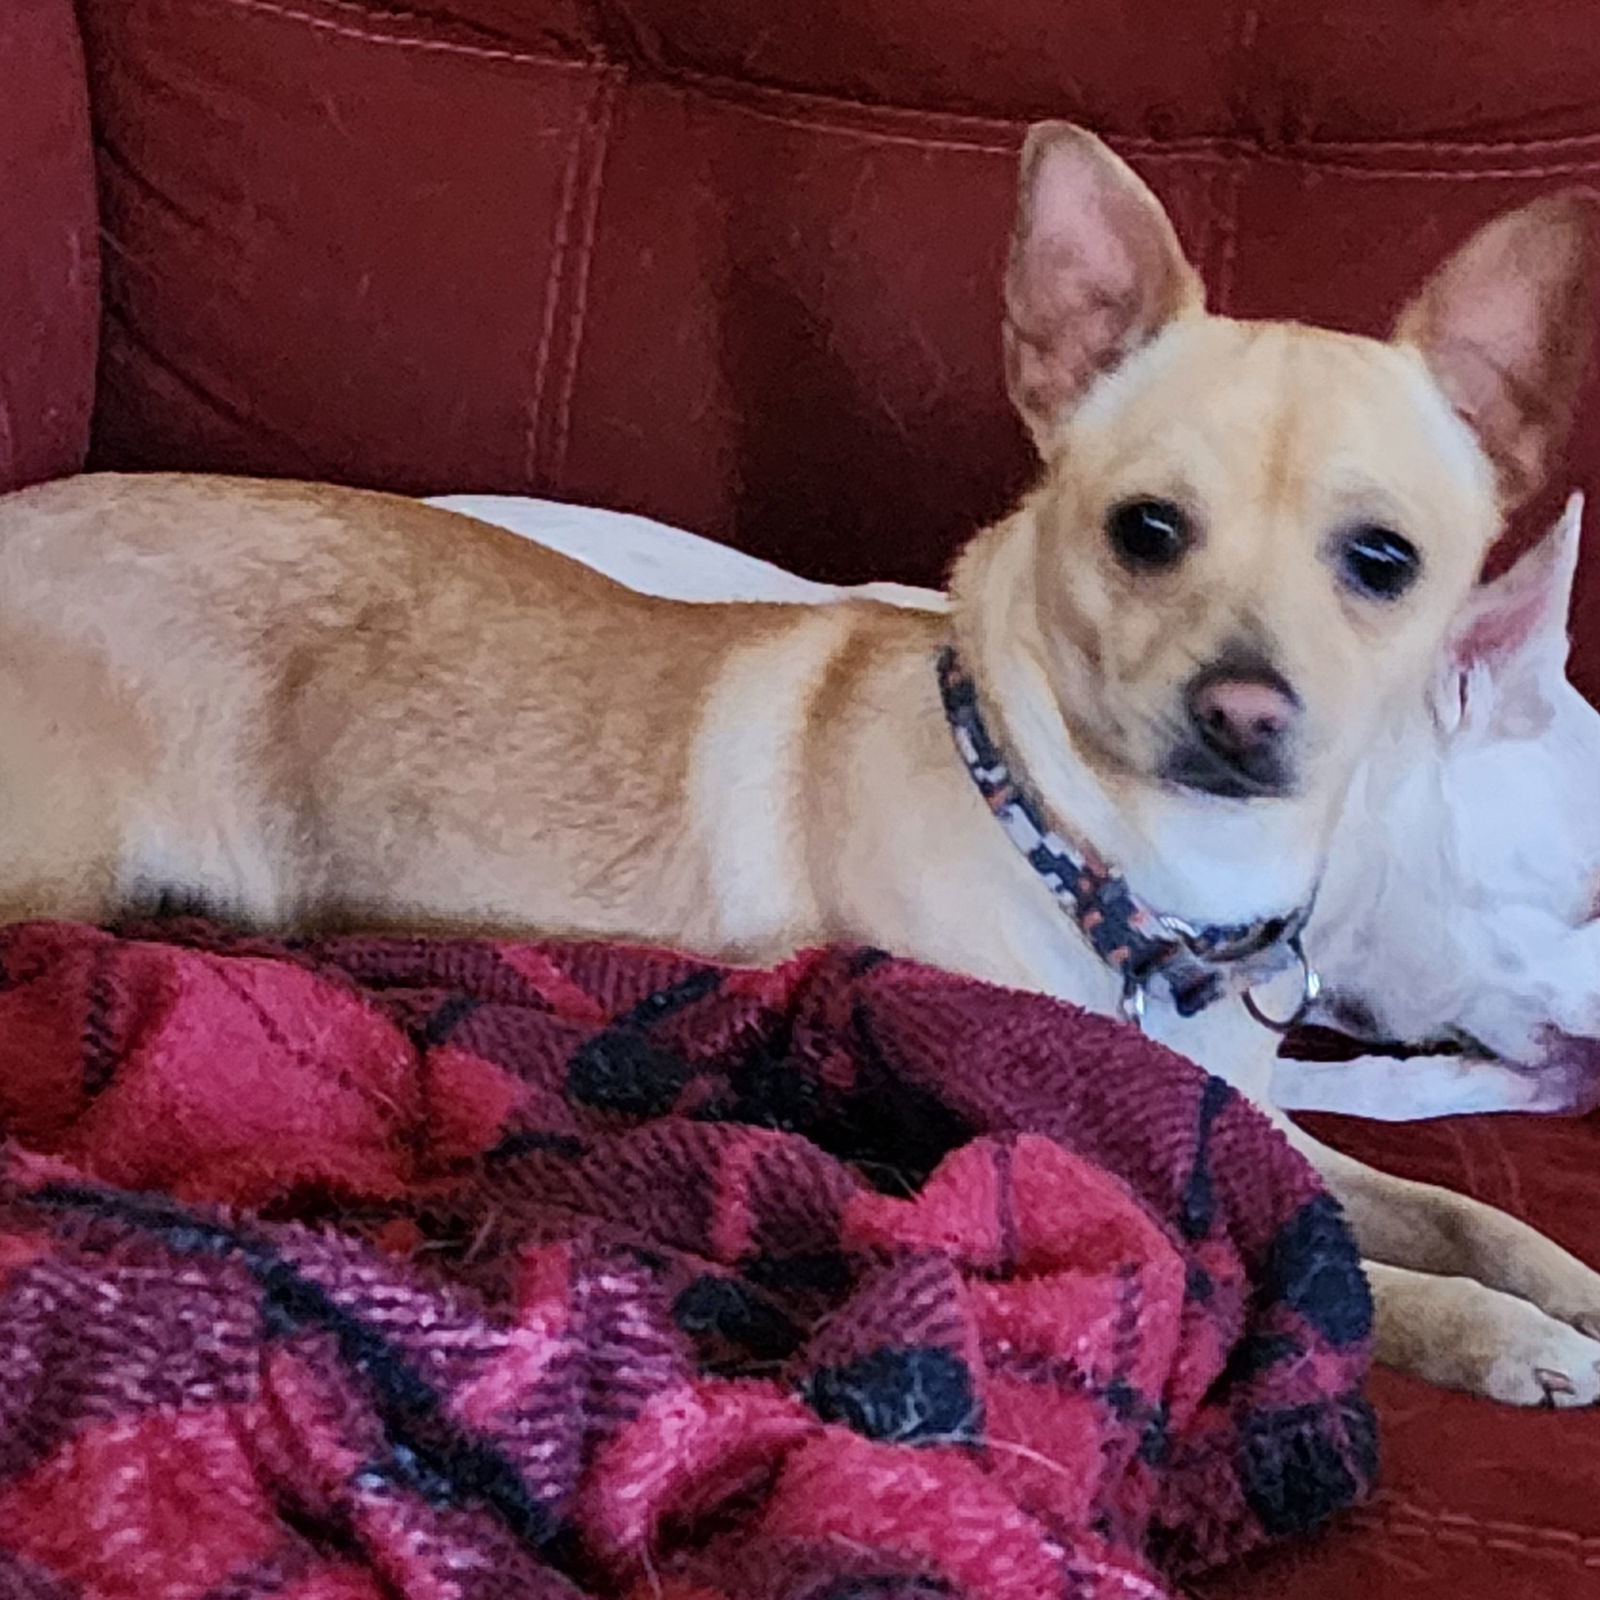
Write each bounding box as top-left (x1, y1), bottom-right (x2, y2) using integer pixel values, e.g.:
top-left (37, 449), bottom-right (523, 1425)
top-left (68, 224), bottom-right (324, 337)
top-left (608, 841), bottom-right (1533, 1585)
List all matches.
top-left (1434, 492), bottom-right (1583, 729)
top-left (1004, 123), bottom-right (1204, 447)
top-left (1396, 193), bottom-right (1600, 507)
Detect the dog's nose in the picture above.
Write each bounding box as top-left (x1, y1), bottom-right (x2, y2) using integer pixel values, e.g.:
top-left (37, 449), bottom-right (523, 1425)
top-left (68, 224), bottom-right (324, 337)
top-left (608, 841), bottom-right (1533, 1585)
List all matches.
top-left (1169, 663), bottom-right (1301, 797)
top-left (1188, 676), bottom-right (1296, 759)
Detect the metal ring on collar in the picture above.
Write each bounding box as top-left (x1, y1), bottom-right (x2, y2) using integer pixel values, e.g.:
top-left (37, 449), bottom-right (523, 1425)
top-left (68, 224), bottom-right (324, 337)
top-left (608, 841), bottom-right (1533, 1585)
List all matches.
top-left (1241, 935), bottom-right (1322, 1034)
top-left (1119, 977), bottom-right (1148, 1029)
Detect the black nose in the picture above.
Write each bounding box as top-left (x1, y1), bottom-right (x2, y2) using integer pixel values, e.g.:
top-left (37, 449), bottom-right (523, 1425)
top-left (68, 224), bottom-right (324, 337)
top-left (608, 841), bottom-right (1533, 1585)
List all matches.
top-left (1165, 659), bottom-right (1301, 798)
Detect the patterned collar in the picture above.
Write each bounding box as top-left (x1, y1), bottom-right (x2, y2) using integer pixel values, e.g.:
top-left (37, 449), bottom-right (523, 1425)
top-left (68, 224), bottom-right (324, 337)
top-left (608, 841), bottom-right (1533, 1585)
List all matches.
top-left (936, 645), bottom-right (1318, 1025)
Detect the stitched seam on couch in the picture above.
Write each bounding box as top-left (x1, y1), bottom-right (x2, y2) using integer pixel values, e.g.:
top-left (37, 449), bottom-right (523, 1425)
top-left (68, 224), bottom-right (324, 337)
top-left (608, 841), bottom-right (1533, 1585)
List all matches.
top-left (202, 0), bottom-right (1600, 176)
top-left (1350, 1498), bottom-right (1600, 1559)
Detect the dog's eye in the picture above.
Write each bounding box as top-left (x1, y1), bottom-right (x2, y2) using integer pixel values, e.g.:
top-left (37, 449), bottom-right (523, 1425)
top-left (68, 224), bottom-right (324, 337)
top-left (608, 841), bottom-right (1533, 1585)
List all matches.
top-left (1106, 499), bottom-right (1191, 569)
top-left (1339, 526), bottom-right (1421, 600)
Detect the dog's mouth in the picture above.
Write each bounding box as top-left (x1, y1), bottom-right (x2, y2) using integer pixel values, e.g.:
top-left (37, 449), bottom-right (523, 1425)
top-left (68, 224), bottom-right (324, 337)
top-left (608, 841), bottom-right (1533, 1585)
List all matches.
top-left (1158, 732), bottom-right (1296, 800)
top-left (1291, 1004), bottom-right (1600, 1116)
top-left (1301, 992), bottom-right (1501, 1062)
top-left (1291, 1015), bottom-right (1474, 1062)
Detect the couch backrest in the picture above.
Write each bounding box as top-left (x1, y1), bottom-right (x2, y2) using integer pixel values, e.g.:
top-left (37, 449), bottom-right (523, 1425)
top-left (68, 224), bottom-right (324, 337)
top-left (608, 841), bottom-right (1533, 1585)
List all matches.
top-left (0, 0), bottom-right (97, 493)
top-left (39, 1), bottom-right (1600, 692)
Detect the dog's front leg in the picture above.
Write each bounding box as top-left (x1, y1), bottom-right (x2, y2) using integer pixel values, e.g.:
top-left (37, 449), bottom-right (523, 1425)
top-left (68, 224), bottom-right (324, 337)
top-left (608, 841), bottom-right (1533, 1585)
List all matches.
top-left (1359, 1262), bottom-right (1600, 1405)
top-left (1288, 1127), bottom-right (1600, 1406)
top-left (1155, 1005), bottom-right (1600, 1404)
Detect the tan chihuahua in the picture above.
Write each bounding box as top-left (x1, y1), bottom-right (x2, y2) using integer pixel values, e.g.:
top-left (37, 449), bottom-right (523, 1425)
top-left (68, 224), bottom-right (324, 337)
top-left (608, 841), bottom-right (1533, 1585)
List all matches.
top-left (2, 126), bottom-right (1598, 1406)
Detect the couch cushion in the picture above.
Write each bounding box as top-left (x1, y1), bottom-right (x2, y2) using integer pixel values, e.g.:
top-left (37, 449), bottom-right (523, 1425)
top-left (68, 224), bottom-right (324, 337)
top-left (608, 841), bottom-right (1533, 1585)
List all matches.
top-left (0, 0), bottom-right (97, 492)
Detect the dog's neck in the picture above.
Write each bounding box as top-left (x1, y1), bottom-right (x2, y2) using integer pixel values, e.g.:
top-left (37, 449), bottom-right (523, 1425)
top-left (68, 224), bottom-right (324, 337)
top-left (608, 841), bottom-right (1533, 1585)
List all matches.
top-left (947, 512), bottom-right (1329, 931)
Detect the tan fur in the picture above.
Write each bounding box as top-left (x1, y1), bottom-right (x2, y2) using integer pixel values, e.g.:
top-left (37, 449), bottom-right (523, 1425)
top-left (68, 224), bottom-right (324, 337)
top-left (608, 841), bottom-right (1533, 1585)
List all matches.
top-left (1, 126), bottom-right (1599, 1405)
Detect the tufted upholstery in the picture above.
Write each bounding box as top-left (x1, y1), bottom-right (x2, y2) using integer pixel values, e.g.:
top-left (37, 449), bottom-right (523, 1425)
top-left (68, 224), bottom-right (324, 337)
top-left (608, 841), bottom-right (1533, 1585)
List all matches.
top-left (7, 3), bottom-right (1600, 1593)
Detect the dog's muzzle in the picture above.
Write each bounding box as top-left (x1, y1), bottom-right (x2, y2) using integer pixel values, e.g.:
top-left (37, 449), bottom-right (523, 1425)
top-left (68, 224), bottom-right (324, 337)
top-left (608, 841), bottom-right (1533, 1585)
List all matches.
top-left (1164, 658), bottom-right (1301, 799)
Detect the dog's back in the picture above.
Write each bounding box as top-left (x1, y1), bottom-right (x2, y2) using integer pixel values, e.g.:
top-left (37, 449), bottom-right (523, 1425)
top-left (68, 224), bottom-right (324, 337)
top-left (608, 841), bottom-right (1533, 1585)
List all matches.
top-left (0, 472), bottom-right (942, 949)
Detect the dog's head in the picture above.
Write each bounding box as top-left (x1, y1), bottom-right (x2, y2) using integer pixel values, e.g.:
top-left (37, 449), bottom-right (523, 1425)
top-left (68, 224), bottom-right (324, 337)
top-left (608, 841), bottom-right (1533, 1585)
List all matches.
top-left (995, 124), bottom-right (1600, 840)
top-left (1308, 494), bottom-right (1600, 1105)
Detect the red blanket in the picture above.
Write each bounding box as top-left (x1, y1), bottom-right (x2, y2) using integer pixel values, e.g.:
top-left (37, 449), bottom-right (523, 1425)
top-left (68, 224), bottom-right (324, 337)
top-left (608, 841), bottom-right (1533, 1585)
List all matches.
top-left (0, 921), bottom-right (1374, 1600)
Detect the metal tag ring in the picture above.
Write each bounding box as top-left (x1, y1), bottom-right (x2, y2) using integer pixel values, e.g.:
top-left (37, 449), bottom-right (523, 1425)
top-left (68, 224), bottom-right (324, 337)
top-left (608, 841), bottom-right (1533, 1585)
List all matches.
top-left (1119, 978), bottom-right (1148, 1030)
top-left (1241, 937), bottom-right (1322, 1034)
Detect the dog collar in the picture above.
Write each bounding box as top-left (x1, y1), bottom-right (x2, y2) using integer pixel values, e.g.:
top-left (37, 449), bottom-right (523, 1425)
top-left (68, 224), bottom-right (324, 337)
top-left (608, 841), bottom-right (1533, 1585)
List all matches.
top-left (935, 644), bottom-right (1319, 1025)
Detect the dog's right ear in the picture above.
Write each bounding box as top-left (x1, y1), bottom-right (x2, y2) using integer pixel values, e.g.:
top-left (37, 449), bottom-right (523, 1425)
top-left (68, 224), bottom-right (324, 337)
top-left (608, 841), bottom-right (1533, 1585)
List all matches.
top-left (1004, 123), bottom-right (1204, 449)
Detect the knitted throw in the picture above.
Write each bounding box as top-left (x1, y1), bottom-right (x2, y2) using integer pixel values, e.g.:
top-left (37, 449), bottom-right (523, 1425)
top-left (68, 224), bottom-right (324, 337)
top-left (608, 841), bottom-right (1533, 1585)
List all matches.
top-left (0, 920), bottom-right (1375, 1600)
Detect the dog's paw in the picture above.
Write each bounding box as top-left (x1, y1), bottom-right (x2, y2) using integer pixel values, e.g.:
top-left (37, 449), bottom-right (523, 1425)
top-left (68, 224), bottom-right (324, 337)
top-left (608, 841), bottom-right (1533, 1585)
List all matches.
top-left (1488, 1320), bottom-right (1600, 1407)
top-left (1450, 1284), bottom-right (1600, 1407)
top-left (1372, 1268), bottom-right (1600, 1406)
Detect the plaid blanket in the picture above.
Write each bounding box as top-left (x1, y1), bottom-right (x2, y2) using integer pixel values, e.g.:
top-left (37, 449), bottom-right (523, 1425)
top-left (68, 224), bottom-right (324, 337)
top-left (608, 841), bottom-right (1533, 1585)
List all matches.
top-left (0, 921), bottom-right (1375, 1600)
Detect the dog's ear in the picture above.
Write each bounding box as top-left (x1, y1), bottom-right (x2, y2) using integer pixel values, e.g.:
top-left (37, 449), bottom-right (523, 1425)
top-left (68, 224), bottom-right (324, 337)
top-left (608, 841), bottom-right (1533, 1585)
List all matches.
top-left (1433, 492), bottom-right (1583, 731)
top-left (1452, 491), bottom-right (1582, 675)
top-left (1004, 123), bottom-right (1204, 447)
top-left (1395, 194), bottom-right (1600, 507)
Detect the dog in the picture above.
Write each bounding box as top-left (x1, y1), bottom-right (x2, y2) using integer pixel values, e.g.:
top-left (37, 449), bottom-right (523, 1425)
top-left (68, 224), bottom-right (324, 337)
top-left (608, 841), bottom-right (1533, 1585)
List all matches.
top-left (0, 125), bottom-right (1597, 1405)
top-left (429, 489), bottom-right (1600, 1123)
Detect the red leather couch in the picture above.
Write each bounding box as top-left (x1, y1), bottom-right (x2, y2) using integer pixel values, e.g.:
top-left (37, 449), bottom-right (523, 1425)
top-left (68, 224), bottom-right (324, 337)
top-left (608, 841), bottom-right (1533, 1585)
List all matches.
top-left (8, 1), bottom-right (1600, 1593)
